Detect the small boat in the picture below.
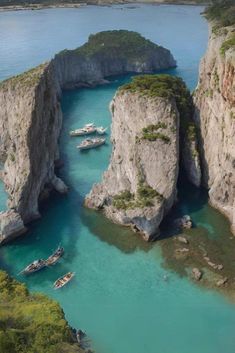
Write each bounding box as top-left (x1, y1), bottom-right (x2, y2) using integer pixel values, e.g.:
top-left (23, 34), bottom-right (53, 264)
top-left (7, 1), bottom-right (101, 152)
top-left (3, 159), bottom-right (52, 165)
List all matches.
top-left (53, 272), bottom-right (75, 290)
top-left (21, 259), bottom-right (46, 275)
top-left (96, 126), bottom-right (107, 135)
top-left (77, 137), bottom-right (106, 150)
top-left (46, 246), bottom-right (64, 266)
top-left (70, 125), bottom-right (96, 137)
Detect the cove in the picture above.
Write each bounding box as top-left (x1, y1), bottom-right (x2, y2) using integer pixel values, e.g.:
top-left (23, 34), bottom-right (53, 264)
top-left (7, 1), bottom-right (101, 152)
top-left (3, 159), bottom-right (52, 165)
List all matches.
top-left (1, 4), bottom-right (235, 353)
top-left (2, 74), bottom-right (235, 353)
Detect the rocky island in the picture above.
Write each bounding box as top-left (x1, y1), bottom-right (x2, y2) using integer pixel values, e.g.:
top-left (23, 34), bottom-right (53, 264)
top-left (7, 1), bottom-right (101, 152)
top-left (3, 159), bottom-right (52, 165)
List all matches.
top-left (85, 74), bottom-right (200, 240)
top-left (0, 30), bottom-right (176, 244)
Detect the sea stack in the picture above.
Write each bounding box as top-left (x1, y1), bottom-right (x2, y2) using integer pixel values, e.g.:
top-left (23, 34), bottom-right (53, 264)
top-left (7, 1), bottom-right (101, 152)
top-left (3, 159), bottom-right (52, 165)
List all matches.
top-left (0, 30), bottom-right (176, 244)
top-left (85, 74), bottom-right (198, 240)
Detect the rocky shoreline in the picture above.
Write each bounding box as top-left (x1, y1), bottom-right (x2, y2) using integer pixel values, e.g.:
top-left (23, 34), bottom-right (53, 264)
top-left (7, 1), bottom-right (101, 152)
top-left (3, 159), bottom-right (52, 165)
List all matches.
top-left (0, 1), bottom-right (210, 13)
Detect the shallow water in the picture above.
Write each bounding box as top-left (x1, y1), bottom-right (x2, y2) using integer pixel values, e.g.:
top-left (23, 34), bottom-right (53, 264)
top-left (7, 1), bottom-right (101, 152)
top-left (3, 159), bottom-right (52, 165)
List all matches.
top-left (1, 4), bottom-right (235, 353)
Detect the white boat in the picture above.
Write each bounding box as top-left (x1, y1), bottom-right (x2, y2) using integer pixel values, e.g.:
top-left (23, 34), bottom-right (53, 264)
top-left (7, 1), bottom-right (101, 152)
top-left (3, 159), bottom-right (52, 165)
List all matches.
top-left (70, 125), bottom-right (96, 137)
top-left (96, 127), bottom-right (107, 135)
top-left (53, 272), bottom-right (75, 289)
top-left (77, 138), bottom-right (106, 150)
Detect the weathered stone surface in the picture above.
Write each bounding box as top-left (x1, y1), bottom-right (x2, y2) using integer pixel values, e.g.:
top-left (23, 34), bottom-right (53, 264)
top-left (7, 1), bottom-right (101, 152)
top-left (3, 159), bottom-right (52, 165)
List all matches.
top-left (194, 24), bottom-right (235, 233)
top-left (174, 215), bottom-right (192, 229)
top-left (0, 210), bottom-right (26, 244)
top-left (0, 63), bottom-right (63, 225)
top-left (51, 175), bottom-right (68, 194)
top-left (216, 277), bottom-right (228, 287)
top-left (177, 235), bottom-right (189, 244)
top-left (0, 31), bottom-right (176, 244)
top-left (192, 267), bottom-right (202, 281)
top-left (85, 89), bottom-right (180, 240)
top-left (182, 136), bottom-right (201, 187)
top-left (203, 255), bottom-right (223, 271)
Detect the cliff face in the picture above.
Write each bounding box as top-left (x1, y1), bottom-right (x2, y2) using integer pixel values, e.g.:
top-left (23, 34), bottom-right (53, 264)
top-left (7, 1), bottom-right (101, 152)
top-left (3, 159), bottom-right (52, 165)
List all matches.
top-left (0, 30), bottom-right (176, 244)
top-left (0, 63), bottom-right (66, 223)
top-left (85, 75), bottom-right (195, 240)
top-left (53, 30), bottom-right (176, 88)
top-left (194, 25), bottom-right (235, 232)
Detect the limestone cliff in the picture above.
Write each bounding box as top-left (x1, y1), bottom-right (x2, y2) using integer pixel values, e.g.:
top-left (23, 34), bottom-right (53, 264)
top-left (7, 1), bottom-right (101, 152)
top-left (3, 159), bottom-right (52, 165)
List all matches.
top-left (194, 18), bottom-right (235, 232)
top-left (85, 75), bottom-right (195, 240)
top-left (0, 30), bottom-right (176, 244)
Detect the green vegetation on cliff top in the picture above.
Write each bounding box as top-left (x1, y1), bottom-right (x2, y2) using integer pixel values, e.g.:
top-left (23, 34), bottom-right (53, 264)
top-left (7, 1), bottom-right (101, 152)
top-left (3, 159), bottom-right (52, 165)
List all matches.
top-left (60, 30), bottom-right (165, 61)
top-left (205, 0), bottom-right (235, 28)
top-left (120, 74), bottom-right (197, 143)
top-left (120, 74), bottom-right (193, 126)
top-left (0, 63), bottom-right (48, 90)
top-left (0, 271), bottom-right (82, 353)
top-left (205, 1), bottom-right (235, 55)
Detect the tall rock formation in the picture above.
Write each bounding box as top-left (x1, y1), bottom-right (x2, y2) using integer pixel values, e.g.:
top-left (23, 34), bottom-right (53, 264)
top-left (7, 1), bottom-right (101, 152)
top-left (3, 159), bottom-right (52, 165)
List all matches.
top-left (194, 3), bottom-right (235, 233)
top-left (85, 75), bottom-right (197, 240)
top-left (0, 30), bottom-right (176, 244)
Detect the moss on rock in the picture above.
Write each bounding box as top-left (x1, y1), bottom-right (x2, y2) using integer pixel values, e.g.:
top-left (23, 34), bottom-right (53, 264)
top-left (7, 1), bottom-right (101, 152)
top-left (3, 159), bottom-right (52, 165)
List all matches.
top-left (113, 182), bottom-right (163, 211)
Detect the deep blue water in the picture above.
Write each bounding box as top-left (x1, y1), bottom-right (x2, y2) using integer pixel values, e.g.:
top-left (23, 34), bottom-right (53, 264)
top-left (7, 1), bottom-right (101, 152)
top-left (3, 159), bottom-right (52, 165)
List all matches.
top-left (1, 5), bottom-right (235, 353)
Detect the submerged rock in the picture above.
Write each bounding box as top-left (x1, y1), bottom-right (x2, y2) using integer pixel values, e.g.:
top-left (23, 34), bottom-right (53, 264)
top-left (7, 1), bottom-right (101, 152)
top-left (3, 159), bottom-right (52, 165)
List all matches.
top-left (192, 268), bottom-right (202, 281)
top-left (203, 255), bottom-right (224, 271)
top-left (216, 277), bottom-right (228, 287)
top-left (174, 215), bottom-right (192, 229)
top-left (177, 235), bottom-right (189, 244)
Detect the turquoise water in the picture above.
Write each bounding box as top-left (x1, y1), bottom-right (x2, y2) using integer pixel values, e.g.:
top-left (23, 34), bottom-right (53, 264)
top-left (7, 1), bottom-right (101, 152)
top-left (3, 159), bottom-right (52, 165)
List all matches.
top-left (1, 4), bottom-right (235, 353)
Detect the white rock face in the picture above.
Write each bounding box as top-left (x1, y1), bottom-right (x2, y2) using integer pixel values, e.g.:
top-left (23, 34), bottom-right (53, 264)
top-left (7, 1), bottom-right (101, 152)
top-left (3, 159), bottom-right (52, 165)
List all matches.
top-left (0, 31), bottom-right (176, 244)
top-left (85, 91), bottom-right (180, 240)
top-left (194, 25), bottom-right (235, 233)
top-left (0, 210), bottom-right (26, 244)
top-left (0, 63), bottom-right (63, 224)
top-left (182, 135), bottom-right (201, 187)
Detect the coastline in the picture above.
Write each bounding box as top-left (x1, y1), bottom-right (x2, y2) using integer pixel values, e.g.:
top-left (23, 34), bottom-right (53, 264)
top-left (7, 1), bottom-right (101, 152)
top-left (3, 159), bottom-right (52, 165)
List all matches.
top-left (0, 1), bottom-right (209, 13)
